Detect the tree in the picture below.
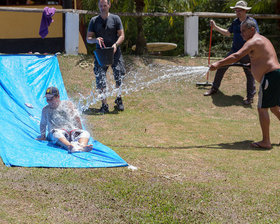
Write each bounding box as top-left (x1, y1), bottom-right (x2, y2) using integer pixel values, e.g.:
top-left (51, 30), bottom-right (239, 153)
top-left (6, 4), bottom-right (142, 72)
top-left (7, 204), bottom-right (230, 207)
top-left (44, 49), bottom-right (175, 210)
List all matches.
top-left (81, 0), bottom-right (278, 56)
top-left (134, 0), bottom-right (147, 55)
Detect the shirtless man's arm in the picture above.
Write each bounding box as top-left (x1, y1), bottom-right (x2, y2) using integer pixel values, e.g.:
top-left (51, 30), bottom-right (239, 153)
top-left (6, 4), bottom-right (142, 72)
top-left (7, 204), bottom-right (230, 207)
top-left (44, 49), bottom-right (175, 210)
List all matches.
top-left (210, 19), bottom-right (280, 83)
top-left (209, 39), bottom-right (252, 72)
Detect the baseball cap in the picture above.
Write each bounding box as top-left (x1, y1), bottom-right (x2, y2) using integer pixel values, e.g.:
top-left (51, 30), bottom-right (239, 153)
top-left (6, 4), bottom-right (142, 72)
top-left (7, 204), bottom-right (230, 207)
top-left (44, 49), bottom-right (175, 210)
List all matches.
top-left (45, 86), bottom-right (59, 99)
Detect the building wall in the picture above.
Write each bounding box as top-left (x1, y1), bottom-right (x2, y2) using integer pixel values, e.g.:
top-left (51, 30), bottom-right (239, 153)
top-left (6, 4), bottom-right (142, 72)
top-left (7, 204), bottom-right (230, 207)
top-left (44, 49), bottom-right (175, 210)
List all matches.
top-left (0, 4), bottom-right (64, 54)
top-left (0, 5), bottom-right (63, 39)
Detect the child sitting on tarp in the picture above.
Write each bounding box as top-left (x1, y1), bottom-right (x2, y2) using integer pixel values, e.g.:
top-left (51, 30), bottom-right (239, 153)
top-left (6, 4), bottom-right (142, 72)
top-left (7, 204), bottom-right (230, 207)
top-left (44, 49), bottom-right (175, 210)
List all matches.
top-left (36, 86), bottom-right (93, 153)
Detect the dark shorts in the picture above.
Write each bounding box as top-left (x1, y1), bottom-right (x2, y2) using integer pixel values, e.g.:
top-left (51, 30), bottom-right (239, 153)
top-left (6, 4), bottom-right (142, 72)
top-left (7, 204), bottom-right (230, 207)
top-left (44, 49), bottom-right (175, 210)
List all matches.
top-left (94, 49), bottom-right (125, 89)
top-left (258, 69), bottom-right (280, 108)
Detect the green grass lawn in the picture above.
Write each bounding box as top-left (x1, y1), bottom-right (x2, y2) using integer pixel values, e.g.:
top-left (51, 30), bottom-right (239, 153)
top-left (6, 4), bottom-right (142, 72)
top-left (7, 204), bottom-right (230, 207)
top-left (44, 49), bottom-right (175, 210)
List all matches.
top-left (0, 54), bottom-right (279, 223)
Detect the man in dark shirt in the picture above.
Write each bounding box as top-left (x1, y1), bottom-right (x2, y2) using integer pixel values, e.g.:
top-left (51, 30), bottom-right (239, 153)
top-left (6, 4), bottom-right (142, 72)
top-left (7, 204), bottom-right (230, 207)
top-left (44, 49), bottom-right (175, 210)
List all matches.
top-left (204, 1), bottom-right (258, 105)
top-left (87, 0), bottom-right (125, 113)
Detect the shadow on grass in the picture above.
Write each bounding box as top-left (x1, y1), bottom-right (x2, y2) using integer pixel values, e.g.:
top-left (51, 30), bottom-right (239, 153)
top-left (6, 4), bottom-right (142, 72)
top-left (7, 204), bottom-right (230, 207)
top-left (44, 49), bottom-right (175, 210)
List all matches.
top-left (199, 87), bottom-right (252, 108)
top-left (211, 91), bottom-right (253, 108)
top-left (109, 140), bottom-right (276, 151)
top-left (205, 140), bottom-right (274, 151)
top-left (82, 107), bottom-right (120, 116)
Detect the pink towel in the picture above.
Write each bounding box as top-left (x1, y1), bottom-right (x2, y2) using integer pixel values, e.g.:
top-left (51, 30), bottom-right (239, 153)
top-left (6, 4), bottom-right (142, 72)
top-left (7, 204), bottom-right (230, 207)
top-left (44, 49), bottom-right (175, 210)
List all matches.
top-left (39, 7), bottom-right (56, 39)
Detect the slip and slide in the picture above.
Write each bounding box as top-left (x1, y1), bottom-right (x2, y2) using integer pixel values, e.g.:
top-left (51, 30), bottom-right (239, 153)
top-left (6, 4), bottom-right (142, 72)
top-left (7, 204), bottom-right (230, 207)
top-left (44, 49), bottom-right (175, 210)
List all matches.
top-left (0, 54), bottom-right (128, 168)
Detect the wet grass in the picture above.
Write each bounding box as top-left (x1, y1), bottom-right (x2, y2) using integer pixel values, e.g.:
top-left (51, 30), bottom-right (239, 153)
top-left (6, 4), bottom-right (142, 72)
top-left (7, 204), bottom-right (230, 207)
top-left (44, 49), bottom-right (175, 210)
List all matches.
top-left (0, 54), bottom-right (279, 223)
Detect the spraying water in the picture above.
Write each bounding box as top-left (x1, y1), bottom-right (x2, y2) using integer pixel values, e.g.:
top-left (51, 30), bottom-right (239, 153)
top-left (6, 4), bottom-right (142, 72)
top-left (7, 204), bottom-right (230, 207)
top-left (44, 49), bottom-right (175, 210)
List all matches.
top-left (78, 63), bottom-right (209, 112)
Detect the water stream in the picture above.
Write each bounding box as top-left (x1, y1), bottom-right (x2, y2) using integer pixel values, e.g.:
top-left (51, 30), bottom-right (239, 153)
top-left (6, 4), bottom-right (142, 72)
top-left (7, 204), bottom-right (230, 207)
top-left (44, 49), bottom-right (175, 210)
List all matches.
top-left (77, 64), bottom-right (209, 112)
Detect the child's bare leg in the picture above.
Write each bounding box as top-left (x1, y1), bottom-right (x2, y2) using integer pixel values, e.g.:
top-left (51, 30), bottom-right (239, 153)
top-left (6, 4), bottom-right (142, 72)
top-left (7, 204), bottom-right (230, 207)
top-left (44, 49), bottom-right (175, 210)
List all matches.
top-left (78, 137), bottom-right (93, 151)
top-left (57, 137), bottom-right (74, 151)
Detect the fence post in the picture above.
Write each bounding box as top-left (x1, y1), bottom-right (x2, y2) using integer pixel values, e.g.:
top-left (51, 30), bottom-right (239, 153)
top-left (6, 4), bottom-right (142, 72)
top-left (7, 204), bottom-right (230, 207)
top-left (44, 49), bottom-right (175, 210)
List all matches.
top-left (65, 12), bottom-right (79, 55)
top-left (184, 16), bottom-right (198, 56)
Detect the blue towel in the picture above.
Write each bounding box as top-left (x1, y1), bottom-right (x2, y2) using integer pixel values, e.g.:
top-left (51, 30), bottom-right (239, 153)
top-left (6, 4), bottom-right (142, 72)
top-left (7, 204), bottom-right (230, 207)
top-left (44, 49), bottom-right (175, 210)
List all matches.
top-left (39, 7), bottom-right (56, 39)
top-left (0, 54), bottom-right (128, 168)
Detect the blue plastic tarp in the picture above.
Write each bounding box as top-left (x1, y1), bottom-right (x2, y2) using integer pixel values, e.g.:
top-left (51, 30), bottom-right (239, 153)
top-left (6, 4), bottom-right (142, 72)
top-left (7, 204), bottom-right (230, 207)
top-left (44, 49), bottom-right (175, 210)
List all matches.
top-left (0, 54), bottom-right (128, 168)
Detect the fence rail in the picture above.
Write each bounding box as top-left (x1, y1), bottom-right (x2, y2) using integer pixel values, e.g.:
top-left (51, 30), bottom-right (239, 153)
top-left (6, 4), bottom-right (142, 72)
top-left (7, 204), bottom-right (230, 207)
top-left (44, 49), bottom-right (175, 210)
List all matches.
top-left (0, 7), bottom-right (280, 19)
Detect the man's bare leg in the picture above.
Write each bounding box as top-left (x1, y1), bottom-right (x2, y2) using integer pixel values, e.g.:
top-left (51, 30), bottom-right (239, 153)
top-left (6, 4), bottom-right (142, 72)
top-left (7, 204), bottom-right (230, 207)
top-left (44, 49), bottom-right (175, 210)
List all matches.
top-left (270, 106), bottom-right (280, 120)
top-left (252, 108), bottom-right (272, 148)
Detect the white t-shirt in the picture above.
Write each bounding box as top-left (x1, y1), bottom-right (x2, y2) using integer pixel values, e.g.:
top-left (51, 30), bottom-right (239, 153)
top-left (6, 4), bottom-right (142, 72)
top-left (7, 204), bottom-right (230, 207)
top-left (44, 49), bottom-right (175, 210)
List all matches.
top-left (40, 100), bottom-right (80, 136)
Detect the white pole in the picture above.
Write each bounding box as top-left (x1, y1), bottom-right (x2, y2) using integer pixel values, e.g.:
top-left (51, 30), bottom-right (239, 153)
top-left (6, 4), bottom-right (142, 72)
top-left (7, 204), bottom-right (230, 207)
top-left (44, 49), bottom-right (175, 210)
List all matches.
top-left (184, 16), bottom-right (199, 56)
top-left (65, 12), bottom-right (79, 55)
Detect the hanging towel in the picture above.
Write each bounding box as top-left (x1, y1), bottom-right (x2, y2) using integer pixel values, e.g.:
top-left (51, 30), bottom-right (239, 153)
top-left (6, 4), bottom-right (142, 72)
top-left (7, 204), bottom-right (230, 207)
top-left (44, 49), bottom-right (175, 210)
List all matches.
top-left (39, 7), bottom-right (56, 39)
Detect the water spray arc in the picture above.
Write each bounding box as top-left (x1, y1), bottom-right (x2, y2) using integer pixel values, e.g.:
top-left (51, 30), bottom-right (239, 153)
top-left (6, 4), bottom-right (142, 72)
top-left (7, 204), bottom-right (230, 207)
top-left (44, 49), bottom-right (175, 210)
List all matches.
top-left (78, 64), bottom-right (209, 112)
top-left (196, 25), bottom-right (213, 87)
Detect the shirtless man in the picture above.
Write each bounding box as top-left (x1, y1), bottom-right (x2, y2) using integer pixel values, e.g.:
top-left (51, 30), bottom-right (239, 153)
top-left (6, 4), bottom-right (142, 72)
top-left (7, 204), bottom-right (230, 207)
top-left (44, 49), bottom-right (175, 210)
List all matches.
top-left (37, 86), bottom-right (93, 153)
top-left (210, 18), bottom-right (280, 149)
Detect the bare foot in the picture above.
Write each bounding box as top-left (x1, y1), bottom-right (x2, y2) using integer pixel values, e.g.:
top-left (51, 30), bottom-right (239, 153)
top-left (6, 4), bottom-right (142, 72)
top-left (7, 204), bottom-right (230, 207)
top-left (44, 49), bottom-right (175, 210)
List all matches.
top-left (82, 144), bottom-right (93, 152)
top-left (67, 144), bottom-right (74, 152)
top-left (250, 141), bottom-right (271, 149)
top-left (68, 142), bottom-right (83, 152)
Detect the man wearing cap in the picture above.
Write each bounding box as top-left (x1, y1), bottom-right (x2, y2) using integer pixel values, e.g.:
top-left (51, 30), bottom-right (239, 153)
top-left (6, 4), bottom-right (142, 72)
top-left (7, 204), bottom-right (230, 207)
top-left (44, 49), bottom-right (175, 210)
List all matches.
top-left (37, 86), bottom-right (93, 153)
top-left (204, 0), bottom-right (258, 105)
top-left (87, 0), bottom-right (125, 114)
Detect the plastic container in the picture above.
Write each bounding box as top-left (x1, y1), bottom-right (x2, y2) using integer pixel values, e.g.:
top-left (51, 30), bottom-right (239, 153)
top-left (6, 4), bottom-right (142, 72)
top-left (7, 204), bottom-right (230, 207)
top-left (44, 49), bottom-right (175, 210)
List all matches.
top-left (94, 47), bottom-right (114, 66)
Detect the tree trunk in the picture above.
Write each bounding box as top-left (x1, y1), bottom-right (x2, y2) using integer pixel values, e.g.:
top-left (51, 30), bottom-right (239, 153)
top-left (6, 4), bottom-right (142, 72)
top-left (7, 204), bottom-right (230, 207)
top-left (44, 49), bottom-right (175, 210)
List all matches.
top-left (134, 0), bottom-right (147, 55)
top-left (277, 0), bottom-right (280, 30)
